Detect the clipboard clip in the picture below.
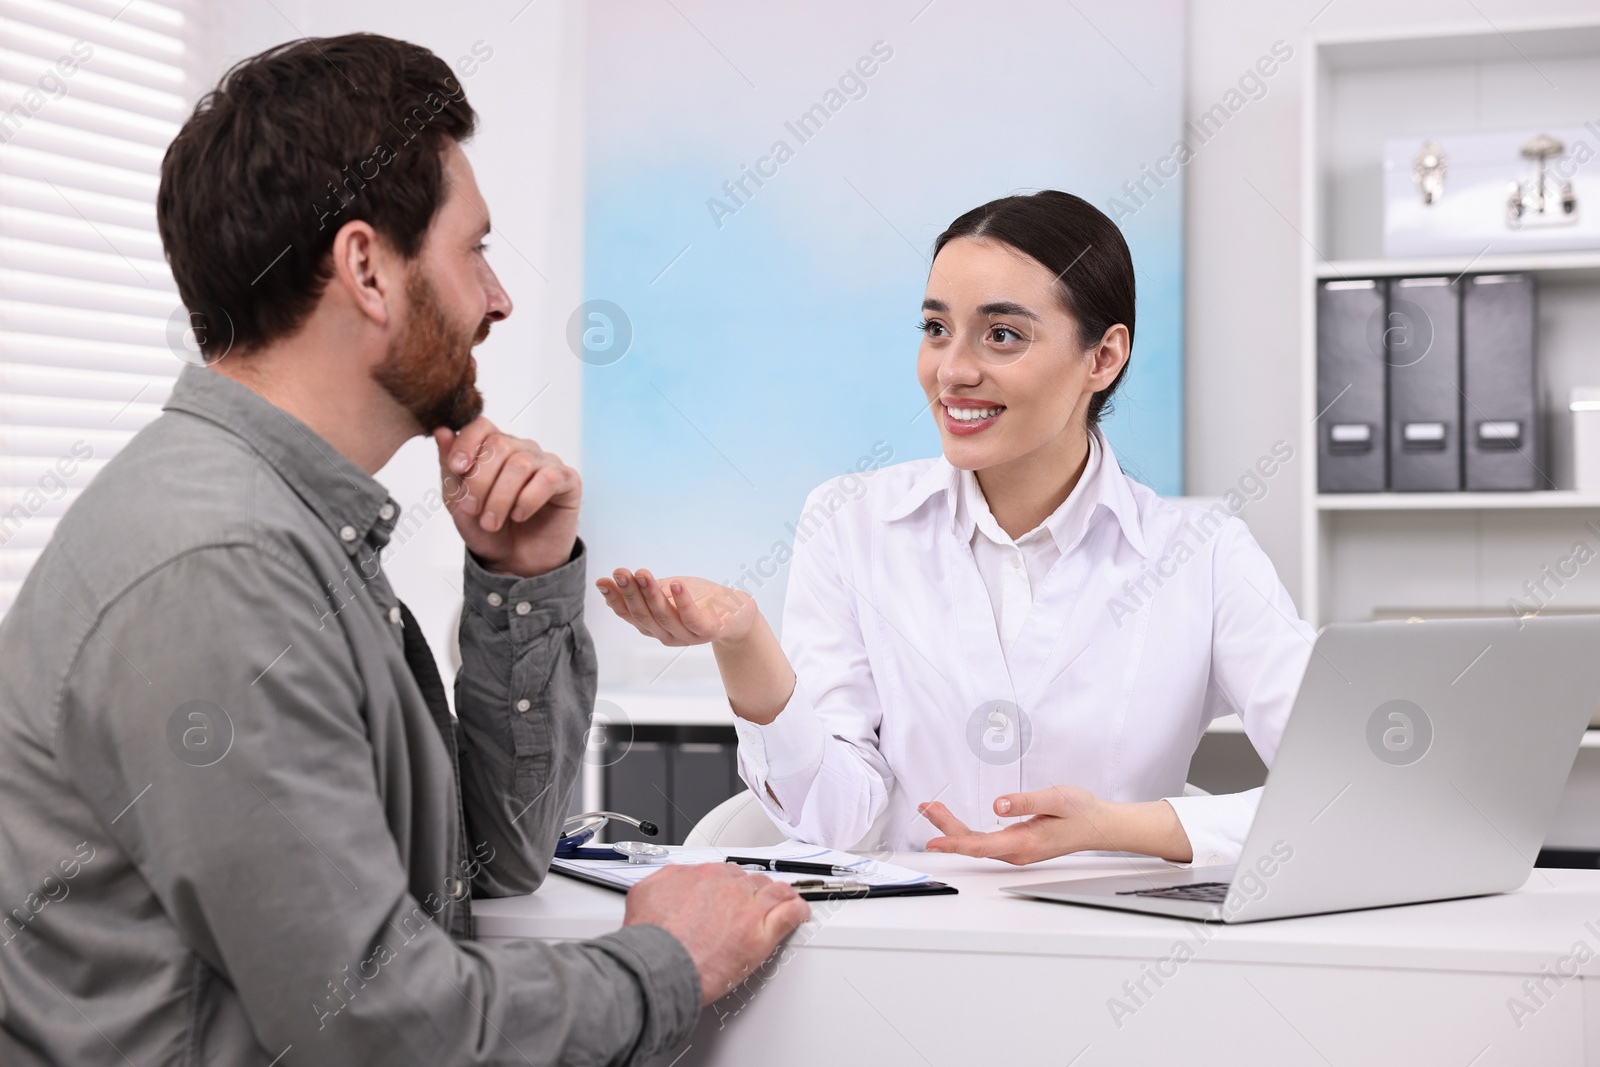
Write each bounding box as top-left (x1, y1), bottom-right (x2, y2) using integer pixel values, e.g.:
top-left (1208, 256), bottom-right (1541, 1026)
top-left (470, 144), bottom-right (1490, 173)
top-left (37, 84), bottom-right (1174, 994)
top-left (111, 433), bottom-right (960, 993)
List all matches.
top-left (791, 879), bottom-right (873, 898)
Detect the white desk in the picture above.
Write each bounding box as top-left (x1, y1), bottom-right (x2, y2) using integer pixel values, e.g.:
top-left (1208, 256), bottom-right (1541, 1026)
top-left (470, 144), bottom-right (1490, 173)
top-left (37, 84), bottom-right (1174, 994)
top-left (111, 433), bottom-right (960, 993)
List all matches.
top-left (476, 853), bottom-right (1600, 1066)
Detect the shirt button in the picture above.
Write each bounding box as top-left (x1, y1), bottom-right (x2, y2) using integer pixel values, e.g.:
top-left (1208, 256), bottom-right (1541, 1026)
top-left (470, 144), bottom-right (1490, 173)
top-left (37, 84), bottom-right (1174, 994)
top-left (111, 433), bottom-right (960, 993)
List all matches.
top-left (388, 606), bottom-right (402, 625)
top-left (378, 503), bottom-right (396, 521)
top-left (446, 876), bottom-right (469, 901)
top-left (515, 601), bottom-right (531, 616)
top-left (338, 525), bottom-right (357, 543)
top-left (515, 698), bottom-right (531, 713)
top-left (1010, 555), bottom-right (1022, 569)
top-left (486, 592), bottom-right (504, 608)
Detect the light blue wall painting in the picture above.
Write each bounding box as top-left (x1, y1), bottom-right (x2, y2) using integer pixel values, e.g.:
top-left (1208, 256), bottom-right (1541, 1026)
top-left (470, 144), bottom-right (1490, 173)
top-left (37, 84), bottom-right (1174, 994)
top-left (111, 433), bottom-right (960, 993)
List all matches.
top-left (581, 0), bottom-right (1186, 685)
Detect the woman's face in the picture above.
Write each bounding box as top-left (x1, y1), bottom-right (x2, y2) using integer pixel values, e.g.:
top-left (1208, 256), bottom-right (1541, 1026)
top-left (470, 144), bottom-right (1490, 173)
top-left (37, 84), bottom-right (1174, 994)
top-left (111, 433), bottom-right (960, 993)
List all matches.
top-left (916, 236), bottom-right (1127, 473)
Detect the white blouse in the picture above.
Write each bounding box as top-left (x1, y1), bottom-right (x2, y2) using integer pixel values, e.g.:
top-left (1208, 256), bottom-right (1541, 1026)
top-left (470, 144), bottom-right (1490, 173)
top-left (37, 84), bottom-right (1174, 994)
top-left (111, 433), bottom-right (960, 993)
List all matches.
top-left (733, 426), bottom-right (1315, 866)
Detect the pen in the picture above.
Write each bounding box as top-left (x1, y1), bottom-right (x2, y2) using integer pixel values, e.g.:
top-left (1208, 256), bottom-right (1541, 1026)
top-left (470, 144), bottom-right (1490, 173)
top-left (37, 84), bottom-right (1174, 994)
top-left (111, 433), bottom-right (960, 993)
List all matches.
top-left (724, 856), bottom-right (863, 877)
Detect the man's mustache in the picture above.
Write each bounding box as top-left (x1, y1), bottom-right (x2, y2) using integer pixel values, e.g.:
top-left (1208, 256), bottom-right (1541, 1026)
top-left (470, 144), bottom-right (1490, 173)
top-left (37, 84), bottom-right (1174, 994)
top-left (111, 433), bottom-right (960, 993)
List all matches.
top-left (473, 318), bottom-right (491, 345)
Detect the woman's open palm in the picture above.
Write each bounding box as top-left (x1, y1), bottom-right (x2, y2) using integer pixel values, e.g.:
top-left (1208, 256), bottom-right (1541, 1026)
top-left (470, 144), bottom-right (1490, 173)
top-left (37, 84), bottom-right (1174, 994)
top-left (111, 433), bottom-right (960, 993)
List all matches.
top-left (597, 569), bottom-right (759, 646)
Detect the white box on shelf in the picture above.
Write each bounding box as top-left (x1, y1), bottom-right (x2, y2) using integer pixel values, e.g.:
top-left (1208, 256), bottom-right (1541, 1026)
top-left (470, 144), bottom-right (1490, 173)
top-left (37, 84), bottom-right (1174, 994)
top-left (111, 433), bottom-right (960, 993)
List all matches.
top-left (1571, 387), bottom-right (1600, 493)
top-left (1384, 126), bottom-right (1600, 258)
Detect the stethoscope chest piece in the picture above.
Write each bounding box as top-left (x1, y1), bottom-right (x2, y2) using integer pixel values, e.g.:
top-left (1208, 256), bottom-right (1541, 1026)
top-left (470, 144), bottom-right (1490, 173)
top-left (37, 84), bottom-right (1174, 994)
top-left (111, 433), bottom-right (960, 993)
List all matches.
top-left (610, 840), bottom-right (670, 864)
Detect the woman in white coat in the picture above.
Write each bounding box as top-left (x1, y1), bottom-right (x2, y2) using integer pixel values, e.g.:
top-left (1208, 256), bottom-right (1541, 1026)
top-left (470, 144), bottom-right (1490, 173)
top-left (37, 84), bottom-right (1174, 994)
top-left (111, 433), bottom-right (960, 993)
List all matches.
top-left (598, 190), bottom-right (1313, 867)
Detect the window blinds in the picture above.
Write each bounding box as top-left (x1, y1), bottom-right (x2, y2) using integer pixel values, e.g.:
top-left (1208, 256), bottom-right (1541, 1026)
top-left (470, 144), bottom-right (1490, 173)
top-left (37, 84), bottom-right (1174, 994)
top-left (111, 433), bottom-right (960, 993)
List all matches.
top-left (0, 0), bottom-right (195, 615)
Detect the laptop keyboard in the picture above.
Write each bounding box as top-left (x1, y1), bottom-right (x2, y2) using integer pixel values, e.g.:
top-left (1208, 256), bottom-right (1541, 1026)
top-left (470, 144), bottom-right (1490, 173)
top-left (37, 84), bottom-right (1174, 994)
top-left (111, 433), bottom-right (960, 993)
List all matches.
top-left (1116, 881), bottom-right (1230, 903)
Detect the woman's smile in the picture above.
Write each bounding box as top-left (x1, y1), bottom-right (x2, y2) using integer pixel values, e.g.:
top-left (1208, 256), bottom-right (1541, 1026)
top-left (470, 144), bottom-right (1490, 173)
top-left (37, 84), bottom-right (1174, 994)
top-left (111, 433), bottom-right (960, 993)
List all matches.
top-left (941, 398), bottom-right (1006, 435)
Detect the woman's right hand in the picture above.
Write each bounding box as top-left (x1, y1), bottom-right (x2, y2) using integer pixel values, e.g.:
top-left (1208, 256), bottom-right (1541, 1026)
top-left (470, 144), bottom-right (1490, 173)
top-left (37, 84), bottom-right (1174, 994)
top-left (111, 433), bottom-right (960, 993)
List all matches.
top-left (600, 568), bottom-right (795, 727)
top-left (597, 569), bottom-right (760, 647)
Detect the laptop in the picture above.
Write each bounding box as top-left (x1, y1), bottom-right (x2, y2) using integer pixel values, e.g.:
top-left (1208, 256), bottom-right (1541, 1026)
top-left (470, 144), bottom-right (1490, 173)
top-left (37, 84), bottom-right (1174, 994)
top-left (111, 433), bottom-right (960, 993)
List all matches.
top-left (1001, 615), bottom-right (1600, 923)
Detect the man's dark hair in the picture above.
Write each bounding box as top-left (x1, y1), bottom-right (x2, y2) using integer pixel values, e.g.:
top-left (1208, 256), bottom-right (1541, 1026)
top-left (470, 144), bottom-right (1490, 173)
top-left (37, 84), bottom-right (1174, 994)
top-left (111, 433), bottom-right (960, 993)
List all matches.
top-left (157, 34), bottom-right (476, 359)
top-left (933, 190), bottom-right (1136, 425)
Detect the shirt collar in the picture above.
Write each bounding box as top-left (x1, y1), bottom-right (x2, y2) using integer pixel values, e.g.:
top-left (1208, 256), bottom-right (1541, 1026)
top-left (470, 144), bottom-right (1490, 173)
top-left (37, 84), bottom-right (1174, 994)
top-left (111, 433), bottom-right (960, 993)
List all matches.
top-left (1093, 427), bottom-right (1150, 558)
top-left (162, 364), bottom-right (401, 554)
top-left (883, 425), bottom-right (1149, 558)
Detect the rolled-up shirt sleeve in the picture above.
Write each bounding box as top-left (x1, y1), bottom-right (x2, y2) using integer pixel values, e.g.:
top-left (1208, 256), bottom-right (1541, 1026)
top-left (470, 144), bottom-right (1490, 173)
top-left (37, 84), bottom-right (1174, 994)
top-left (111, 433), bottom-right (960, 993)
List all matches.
top-left (455, 541), bottom-right (597, 898)
top-left (57, 544), bottom-right (699, 1066)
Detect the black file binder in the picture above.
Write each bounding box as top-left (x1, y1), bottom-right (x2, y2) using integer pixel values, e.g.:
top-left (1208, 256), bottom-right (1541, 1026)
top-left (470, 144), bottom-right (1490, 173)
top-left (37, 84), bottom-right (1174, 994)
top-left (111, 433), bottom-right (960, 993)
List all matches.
top-left (1317, 279), bottom-right (1387, 492)
top-left (603, 741), bottom-right (671, 843)
top-left (1386, 277), bottom-right (1462, 491)
top-left (1462, 274), bottom-right (1541, 491)
top-left (673, 742), bottom-right (739, 842)
top-left (602, 727), bottom-right (744, 843)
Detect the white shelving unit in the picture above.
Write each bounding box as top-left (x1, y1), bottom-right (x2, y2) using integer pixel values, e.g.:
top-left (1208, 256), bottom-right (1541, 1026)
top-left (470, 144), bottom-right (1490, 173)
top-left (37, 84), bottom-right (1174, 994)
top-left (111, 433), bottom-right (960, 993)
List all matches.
top-left (1315, 250), bottom-right (1600, 283)
top-left (1317, 491), bottom-right (1600, 511)
top-left (1299, 21), bottom-right (1600, 627)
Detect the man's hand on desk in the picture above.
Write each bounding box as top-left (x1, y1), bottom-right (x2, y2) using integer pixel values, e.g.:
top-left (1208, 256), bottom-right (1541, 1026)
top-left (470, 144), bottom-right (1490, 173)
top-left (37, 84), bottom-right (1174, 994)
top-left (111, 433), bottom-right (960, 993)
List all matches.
top-left (434, 419), bottom-right (581, 578)
top-left (625, 865), bottom-right (811, 1005)
top-left (919, 786), bottom-right (1195, 865)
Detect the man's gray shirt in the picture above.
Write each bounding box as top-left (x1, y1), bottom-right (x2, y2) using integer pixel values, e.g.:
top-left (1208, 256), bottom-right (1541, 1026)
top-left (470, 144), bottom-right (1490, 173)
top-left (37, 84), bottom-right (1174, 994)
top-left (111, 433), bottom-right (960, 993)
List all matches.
top-left (0, 365), bottom-right (700, 1064)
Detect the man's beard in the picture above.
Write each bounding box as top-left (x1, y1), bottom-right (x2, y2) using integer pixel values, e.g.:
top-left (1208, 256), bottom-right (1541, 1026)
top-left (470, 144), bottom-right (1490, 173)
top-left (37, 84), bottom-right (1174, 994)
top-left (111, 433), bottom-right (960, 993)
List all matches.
top-left (374, 271), bottom-right (488, 432)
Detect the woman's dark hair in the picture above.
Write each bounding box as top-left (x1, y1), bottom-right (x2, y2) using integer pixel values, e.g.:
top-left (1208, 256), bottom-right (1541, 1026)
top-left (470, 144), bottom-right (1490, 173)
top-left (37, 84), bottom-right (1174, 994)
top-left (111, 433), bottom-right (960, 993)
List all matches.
top-left (157, 34), bottom-right (476, 359)
top-left (932, 190), bottom-right (1135, 425)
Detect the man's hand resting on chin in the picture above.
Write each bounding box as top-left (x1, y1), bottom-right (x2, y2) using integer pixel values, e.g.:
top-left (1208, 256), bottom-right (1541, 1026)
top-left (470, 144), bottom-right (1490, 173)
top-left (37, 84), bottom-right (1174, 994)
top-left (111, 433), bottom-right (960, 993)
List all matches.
top-left (434, 418), bottom-right (581, 578)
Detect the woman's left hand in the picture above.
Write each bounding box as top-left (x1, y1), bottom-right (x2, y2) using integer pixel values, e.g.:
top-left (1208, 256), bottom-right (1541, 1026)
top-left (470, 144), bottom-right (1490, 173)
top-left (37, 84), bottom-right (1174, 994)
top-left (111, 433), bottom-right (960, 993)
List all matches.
top-left (919, 787), bottom-right (1194, 865)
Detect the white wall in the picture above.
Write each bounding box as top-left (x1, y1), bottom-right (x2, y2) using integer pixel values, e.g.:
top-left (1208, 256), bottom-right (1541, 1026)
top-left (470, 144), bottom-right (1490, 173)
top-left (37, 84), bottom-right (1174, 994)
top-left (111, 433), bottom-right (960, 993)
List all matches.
top-left (1183, 0), bottom-right (1600, 610)
top-left (201, 0), bottom-right (587, 683)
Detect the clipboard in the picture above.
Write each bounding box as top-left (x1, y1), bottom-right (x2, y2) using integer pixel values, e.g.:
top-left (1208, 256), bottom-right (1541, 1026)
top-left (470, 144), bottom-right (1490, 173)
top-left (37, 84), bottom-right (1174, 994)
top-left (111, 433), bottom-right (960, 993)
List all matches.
top-left (548, 843), bottom-right (958, 901)
top-left (793, 879), bottom-right (958, 901)
top-left (551, 861), bottom-right (957, 900)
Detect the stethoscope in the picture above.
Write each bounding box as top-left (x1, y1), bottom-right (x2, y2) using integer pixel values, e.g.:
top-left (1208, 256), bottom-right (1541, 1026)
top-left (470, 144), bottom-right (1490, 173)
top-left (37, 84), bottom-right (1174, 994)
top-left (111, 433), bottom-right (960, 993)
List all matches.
top-left (555, 811), bottom-right (670, 864)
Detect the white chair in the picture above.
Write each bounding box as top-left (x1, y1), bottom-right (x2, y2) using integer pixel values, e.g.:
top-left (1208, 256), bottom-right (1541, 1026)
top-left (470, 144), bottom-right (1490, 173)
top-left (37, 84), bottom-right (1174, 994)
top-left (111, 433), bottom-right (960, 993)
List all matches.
top-left (684, 789), bottom-right (786, 847)
top-left (685, 784), bottom-right (1212, 847)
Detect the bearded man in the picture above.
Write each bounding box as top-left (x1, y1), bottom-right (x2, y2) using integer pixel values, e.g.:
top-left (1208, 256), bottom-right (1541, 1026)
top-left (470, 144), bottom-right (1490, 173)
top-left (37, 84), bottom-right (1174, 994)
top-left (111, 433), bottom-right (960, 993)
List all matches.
top-left (0, 33), bottom-right (805, 1066)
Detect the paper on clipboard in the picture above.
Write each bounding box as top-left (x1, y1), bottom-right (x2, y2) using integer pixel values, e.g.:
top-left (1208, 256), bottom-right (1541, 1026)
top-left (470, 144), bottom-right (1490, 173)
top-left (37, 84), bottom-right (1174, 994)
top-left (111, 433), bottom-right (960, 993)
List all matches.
top-left (549, 840), bottom-right (932, 893)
